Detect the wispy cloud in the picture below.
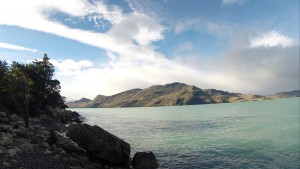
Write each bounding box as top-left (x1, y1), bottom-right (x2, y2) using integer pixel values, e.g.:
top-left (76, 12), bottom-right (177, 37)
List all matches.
top-left (222, 0), bottom-right (245, 5)
top-left (0, 42), bottom-right (39, 53)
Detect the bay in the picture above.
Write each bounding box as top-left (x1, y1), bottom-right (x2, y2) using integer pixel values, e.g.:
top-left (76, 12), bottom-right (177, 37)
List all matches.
top-left (70, 97), bottom-right (300, 169)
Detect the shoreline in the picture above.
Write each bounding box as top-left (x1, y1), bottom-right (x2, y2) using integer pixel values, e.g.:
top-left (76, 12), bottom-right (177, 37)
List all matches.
top-left (0, 107), bottom-right (158, 169)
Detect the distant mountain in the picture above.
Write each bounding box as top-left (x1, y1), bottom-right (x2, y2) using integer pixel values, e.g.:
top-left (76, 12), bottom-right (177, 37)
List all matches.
top-left (67, 97), bottom-right (91, 108)
top-left (67, 82), bottom-right (276, 108)
top-left (271, 90), bottom-right (300, 98)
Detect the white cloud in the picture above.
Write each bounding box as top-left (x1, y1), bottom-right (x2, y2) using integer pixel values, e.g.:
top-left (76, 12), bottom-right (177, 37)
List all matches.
top-left (0, 42), bottom-right (39, 53)
top-left (222, 0), bottom-right (245, 5)
top-left (0, 1), bottom-right (298, 100)
top-left (249, 31), bottom-right (297, 48)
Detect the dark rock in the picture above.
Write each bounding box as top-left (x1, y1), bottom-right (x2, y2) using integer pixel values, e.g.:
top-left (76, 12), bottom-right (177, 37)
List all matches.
top-left (0, 124), bottom-right (10, 132)
top-left (0, 117), bottom-right (9, 124)
top-left (47, 129), bottom-right (57, 146)
top-left (12, 125), bottom-right (26, 137)
top-left (0, 134), bottom-right (13, 147)
top-left (68, 123), bottom-right (130, 165)
top-left (2, 162), bottom-right (11, 167)
top-left (19, 143), bottom-right (35, 154)
top-left (55, 131), bottom-right (85, 152)
top-left (0, 112), bottom-right (7, 118)
top-left (132, 152), bottom-right (159, 169)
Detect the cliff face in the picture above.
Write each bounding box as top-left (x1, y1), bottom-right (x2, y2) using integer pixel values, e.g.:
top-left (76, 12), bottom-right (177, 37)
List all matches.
top-left (67, 82), bottom-right (273, 108)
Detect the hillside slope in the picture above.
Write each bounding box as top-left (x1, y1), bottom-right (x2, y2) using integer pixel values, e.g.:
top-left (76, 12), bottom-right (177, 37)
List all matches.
top-left (67, 82), bottom-right (273, 108)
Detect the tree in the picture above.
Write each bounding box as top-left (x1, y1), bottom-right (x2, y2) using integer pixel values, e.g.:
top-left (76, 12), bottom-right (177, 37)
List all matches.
top-left (3, 62), bottom-right (31, 127)
top-left (0, 54), bottom-right (67, 127)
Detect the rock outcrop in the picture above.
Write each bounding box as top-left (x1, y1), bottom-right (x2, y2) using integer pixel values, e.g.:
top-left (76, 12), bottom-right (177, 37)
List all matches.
top-left (68, 123), bottom-right (131, 165)
top-left (132, 151), bottom-right (159, 169)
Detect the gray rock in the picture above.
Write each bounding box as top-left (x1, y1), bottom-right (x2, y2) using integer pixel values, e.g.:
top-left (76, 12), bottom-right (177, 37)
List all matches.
top-left (44, 149), bottom-right (52, 155)
top-left (7, 148), bottom-right (17, 157)
top-left (0, 134), bottom-right (13, 147)
top-left (0, 112), bottom-right (7, 118)
top-left (55, 132), bottom-right (85, 152)
top-left (54, 154), bottom-right (61, 160)
top-left (2, 162), bottom-right (11, 167)
top-left (132, 152), bottom-right (159, 169)
top-left (0, 148), bottom-right (5, 155)
top-left (19, 143), bottom-right (35, 154)
top-left (12, 125), bottom-right (26, 137)
top-left (60, 150), bottom-right (66, 155)
top-left (0, 117), bottom-right (9, 124)
top-left (68, 157), bottom-right (81, 166)
top-left (41, 142), bottom-right (50, 148)
top-left (68, 123), bottom-right (131, 165)
top-left (12, 121), bottom-right (23, 128)
top-left (0, 124), bottom-right (10, 132)
top-left (14, 147), bottom-right (22, 154)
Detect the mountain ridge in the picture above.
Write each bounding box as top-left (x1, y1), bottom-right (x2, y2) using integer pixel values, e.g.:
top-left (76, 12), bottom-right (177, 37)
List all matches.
top-left (67, 82), bottom-right (299, 108)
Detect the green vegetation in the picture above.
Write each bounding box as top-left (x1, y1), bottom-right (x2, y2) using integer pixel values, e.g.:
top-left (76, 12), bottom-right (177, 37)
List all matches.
top-left (0, 54), bottom-right (67, 127)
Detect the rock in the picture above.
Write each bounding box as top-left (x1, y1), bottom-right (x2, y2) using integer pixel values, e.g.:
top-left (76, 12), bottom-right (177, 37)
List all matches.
top-left (14, 147), bottom-right (22, 154)
top-left (70, 166), bottom-right (84, 169)
top-left (0, 148), bottom-right (5, 155)
top-left (12, 121), bottom-right (23, 129)
top-left (60, 150), bottom-right (66, 155)
top-left (47, 129), bottom-right (57, 146)
top-left (68, 157), bottom-right (81, 166)
top-left (11, 159), bottom-right (18, 164)
top-left (0, 134), bottom-right (13, 147)
top-left (2, 162), bottom-right (11, 167)
top-left (12, 125), bottom-right (27, 137)
top-left (0, 124), bottom-right (10, 132)
top-left (41, 142), bottom-right (50, 148)
top-left (68, 123), bottom-right (131, 165)
top-left (132, 152), bottom-right (159, 169)
top-left (44, 149), bottom-right (52, 155)
top-left (54, 154), bottom-right (61, 160)
top-left (7, 148), bottom-right (17, 157)
top-left (55, 132), bottom-right (85, 152)
top-left (0, 117), bottom-right (9, 124)
top-left (0, 112), bottom-right (7, 118)
top-left (19, 143), bottom-right (35, 154)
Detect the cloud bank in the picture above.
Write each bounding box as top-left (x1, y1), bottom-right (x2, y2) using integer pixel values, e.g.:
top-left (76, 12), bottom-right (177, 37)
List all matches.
top-left (0, 1), bottom-right (298, 100)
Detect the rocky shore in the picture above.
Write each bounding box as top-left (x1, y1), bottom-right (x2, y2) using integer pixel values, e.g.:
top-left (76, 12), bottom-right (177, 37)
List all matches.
top-left (0, 108), bottom-right (158, 169)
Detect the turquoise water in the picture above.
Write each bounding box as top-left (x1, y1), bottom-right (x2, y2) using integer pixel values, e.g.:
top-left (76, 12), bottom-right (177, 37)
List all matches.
top-left (70, 98), bottom-right (300, 169)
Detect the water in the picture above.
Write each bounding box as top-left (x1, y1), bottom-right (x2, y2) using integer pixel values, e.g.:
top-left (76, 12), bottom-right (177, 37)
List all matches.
top-left (70, 98), bottom-right (300, 169)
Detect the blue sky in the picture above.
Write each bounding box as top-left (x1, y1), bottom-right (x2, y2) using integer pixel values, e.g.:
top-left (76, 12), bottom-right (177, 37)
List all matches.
top-left (0, 0), bottom-right (299, 100)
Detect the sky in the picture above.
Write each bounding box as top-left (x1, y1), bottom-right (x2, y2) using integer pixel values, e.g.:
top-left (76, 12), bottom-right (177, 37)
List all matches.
top-left (0, 0), bottom-right (299, 101)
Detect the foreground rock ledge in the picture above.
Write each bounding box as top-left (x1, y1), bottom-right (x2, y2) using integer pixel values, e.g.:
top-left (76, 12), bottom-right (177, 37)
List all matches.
top-left (132, 151), bottom-right (159, 169)
top-left (68, 123), bottom-right (131, 165)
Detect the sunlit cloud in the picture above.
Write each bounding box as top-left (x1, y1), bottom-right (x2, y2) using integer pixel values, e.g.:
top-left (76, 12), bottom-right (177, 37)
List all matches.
top-left (250, 31), bottom-right (297, 48)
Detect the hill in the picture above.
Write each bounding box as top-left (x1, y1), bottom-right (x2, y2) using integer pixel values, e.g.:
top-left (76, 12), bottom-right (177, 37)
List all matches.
top-left (67, 82), bottom-right (274, 108)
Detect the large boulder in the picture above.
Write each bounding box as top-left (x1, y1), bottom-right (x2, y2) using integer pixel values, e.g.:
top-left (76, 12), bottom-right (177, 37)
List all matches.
top-left (68, 123), bottom-right (130, 165)
top-left (132, 151), bottom-right (159, 169)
